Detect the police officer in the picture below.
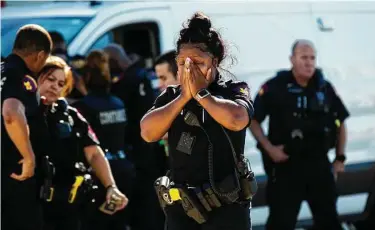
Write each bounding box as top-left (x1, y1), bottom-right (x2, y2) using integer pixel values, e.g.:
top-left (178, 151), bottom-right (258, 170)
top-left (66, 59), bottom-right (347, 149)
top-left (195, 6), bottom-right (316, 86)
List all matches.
top-left (73, 50), bottom-right (135, 230)
top-left (154, 50), bottom-right (179, 160)
top-left (249, 39), bottom-right (349, 230)
top-left (1, 24), bottom-right (51, 230)
top-left (359, 175), bottom-right (375, 230)
top-left (141, 12), bottom-right (254, 230)
top-left (104, 44), bottom-right (166, 230)
top-left (154, 50), bottom-right (179, 92)
top-left (36, 56), bottom-right (128, 230)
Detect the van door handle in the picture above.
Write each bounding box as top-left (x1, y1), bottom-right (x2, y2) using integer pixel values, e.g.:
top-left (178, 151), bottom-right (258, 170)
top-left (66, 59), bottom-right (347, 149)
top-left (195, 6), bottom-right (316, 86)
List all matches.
top-left (316, 17), bottom-right (334, 32)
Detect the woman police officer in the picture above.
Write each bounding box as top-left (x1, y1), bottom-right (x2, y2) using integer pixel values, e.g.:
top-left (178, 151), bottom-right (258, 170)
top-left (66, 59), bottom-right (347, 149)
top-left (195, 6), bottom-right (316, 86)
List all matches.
top-left (73, 50), bottom-right (136, 230)
top-left (141, 12), bottom-right (254, 230)
top-left (36, 56), bottom-right (128, 230)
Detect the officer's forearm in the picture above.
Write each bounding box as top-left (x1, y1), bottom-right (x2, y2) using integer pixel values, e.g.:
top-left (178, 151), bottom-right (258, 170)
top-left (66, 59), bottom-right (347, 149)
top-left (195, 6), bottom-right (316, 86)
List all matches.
top-left (2, 98), bottom-right (35, 161)
top-left (198, 95), bottom-right (249, 131)
top-left (141, 95), bottom-right (189, 142)
top-left (84, 145), bottom-right (115, 188)
top-left (249, 120), bottom-right (272, 151)
top-left (336, 123), bottom-right (347, 156)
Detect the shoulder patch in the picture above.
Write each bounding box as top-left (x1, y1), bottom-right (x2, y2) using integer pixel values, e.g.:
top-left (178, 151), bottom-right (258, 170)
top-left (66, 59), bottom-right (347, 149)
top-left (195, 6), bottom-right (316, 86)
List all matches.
top-left (258, 84), bottom-right (269, 96)
top-left (232, 81), bottom-right (250, 98)
top-left (22, 75), bottom-right (37, 92)
top-left (112, 76), bottom-right (120, 83)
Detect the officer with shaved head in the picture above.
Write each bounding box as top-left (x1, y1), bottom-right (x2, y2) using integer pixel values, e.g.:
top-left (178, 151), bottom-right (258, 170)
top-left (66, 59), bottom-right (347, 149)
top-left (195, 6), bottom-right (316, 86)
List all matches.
top-left (249, 39), bottom-right (349, 230)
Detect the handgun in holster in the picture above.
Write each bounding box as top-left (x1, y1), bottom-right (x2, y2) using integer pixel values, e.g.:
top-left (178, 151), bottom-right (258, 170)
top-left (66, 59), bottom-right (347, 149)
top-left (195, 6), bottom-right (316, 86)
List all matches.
top-left (154, 176), bottom-right (173, 212)
top-left (177, 187), bottom-right (208, 224)
top-left (40, 156), bottom-right (55, 202)
top-left (237, 157), bottom-right (258, 200)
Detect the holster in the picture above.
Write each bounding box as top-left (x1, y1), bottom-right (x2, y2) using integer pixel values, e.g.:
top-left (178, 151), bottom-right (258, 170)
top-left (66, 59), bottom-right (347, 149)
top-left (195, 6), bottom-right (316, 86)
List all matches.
top-left (40, 156), bottom-right (55, 202)
top-left (154, 176), bottom-right (208, 224)
top-left (178, 187), bottom-right (208, 224)
top-left (237, 157), bottom-right (258, 201)
top-left (154, 176), bottom-right (173, 212)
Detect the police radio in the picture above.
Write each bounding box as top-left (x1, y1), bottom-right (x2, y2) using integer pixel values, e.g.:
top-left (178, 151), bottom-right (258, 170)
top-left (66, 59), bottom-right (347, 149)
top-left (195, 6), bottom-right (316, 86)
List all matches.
top-left (47, 97), bottom-right (73, 139)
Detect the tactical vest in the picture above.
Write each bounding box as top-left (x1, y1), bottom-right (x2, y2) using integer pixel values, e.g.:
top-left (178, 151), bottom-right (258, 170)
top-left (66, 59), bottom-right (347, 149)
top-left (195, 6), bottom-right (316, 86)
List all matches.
top-left (274, 71), bottom-right (338, 155)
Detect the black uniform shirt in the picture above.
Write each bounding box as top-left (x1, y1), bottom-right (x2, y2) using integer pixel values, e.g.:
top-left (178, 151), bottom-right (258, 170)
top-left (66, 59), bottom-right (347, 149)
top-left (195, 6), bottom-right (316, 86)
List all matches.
top-left (111, 62), bottom-right (162, 170)
top-left (149, 78), bottom-right (253, 185)
top-left (253, 69), bottom-right (349, 146)
top-left (45, 105), bottom-right (99, 185)
top-left (1, 54), bottom-right (39, 175)
top-left (73, 92), bottom-right (127, 153)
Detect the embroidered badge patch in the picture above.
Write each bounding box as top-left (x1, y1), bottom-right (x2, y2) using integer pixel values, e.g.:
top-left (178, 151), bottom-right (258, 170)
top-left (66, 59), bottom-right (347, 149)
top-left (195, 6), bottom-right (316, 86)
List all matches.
top-left (240, 87), bottom-right (249, 96)
top-left (258, 84), bottom-right (268, 96)
top-left (22, 75), bottom-right (37, 92)
top-left (233, 83), bottom-right (250, 98)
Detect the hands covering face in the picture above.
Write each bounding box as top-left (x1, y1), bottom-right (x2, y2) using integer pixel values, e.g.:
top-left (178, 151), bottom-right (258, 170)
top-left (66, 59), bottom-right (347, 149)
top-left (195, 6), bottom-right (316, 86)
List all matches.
top-left (180, 57), bottom-right (214, 100)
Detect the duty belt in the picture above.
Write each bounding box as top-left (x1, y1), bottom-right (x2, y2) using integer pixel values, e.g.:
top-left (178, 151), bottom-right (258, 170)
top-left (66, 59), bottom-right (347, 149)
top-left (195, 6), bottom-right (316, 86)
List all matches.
top-left (155, 176), bottom-right (225, 224)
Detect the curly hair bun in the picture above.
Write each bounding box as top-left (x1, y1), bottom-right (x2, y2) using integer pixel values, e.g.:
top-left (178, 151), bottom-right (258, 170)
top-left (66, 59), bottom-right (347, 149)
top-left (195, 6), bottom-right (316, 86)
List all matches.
top-left (188, 12), bottom-right (211, 33)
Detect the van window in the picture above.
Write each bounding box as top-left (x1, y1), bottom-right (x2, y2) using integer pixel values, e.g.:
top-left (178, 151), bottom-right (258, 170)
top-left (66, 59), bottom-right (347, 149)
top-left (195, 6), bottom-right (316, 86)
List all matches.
top-left (87, 32), bottom-right (114, 53)
top-left (1, 17), bottom-right (91, 57)
top-left (87, 22), bottom-right (160, 67)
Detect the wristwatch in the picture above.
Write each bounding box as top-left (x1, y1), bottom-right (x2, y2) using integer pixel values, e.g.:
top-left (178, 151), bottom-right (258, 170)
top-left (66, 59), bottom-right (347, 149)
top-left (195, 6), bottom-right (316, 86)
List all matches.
top-left (106, 184), bottom-right (117, 191)
top-left (335, 155), bottom-right (346, 163)
top-left (195, 88), bottom-right (211, 101)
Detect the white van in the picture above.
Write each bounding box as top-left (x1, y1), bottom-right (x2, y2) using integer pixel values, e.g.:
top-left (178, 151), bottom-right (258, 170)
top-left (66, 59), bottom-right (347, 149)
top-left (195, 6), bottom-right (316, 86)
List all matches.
top-left (2, 1), bottom-right (375, 228)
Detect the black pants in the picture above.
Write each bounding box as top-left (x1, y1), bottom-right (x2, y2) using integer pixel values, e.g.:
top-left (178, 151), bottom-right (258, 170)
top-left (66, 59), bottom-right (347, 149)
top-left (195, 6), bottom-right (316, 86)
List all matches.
top-left (42, 201), bottom-right (81, 230)
top-left (127, 170), bottom-right (166, 230)
top-left (265, 157), bottom-right (342, 230)
top-left (1, 176), bottom-right (43, 230)
top-left (165, 202), bottom-right (251, 230)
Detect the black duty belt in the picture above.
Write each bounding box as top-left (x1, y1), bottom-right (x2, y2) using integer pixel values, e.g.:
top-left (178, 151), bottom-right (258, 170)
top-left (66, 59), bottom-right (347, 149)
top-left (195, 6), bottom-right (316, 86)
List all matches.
top-left (155, 176), bottom-right (251, 224)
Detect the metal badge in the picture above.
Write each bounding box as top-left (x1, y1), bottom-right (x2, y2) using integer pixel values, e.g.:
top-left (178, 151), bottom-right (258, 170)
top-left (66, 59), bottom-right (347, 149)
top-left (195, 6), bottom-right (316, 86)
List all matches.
top-left (287, 83), bottom-right (303, 94)
top-left (68, 115), bottom-right (74, 126)
top-left (176, 132), bottom-right (196, 155)
top-left (291, 129), bottom-right (304, 140)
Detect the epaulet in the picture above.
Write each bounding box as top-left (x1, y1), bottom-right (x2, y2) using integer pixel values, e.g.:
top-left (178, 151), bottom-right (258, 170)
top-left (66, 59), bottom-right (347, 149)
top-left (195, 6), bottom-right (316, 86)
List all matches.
top-left (229, 80), bottom-right (247, 86)
top-left (274, 70), bottom-right (291, 83)
top-left (257, 71), bottom-right (289, 97)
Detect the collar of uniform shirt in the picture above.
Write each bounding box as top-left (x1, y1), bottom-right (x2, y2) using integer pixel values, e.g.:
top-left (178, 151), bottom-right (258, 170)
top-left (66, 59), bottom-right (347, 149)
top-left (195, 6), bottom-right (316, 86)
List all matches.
top-left (7, 54), bottom-right (34, 78)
